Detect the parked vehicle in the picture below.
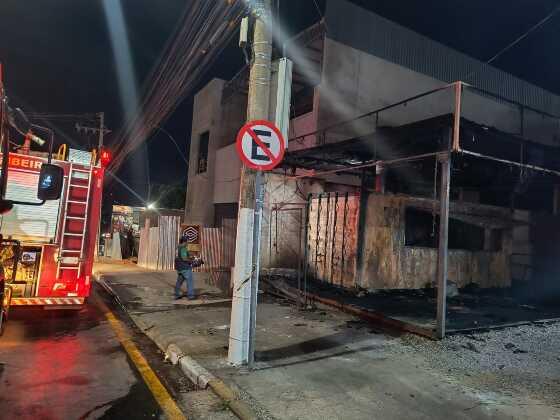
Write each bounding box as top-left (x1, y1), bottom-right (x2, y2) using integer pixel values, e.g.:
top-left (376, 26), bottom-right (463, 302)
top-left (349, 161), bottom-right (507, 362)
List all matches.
top-left (0, 150), bottom-right (106, 310)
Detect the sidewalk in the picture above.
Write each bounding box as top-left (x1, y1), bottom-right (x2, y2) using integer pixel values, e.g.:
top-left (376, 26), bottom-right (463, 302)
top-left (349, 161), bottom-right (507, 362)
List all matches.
top-left (94, 262), bottom-right (560, 420)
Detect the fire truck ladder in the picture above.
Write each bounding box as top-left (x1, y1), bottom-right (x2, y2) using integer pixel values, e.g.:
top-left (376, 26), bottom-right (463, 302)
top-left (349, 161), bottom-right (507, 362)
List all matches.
top-left (56, 163), bottom-right (93, 279)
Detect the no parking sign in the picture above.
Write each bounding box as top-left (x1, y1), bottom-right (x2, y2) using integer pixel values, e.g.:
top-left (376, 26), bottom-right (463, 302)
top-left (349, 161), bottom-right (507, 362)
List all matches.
top-left (236, 120), bottom-right (285, 171)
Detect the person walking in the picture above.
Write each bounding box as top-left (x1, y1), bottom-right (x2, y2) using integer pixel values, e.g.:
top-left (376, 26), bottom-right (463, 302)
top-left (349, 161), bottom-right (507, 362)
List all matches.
top-left (174, 236), bottom-right (195, 300)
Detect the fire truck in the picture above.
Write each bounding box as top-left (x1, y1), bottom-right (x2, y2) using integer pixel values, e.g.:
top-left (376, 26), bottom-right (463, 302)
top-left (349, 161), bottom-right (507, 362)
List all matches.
top-left (0, 66), bottom-right (108, 335)
top-left (0, 150), bottom-right (105, 313)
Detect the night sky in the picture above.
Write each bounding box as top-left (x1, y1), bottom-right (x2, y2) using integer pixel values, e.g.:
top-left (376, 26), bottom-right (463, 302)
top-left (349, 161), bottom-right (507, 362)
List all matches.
top-left (0, 0), bottom-right (559, 207)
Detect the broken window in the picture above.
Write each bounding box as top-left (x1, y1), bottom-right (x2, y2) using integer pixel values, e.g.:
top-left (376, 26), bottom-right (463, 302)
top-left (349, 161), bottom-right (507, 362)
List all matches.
top-left (404, 208), bottom-right (486, 251)
top-left (197, 131), bottom-right (209, 174)
top-left (404, 208), bottom-right (437, 248)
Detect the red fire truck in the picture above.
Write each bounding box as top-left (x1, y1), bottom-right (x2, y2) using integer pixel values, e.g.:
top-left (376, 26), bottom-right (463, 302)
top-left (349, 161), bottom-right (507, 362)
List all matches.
top-left (0, 64), bottom-right (108, 335)
top-left (0, 149), bottom-right (105, 314)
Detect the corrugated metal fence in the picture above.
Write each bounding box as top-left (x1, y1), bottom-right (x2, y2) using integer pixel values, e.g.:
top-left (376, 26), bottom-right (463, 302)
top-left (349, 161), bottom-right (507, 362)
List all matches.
top-left (137, 216), bottom-right (181, 270)
top-left (194, 218), bottom-right (237, 294)
top-left (138, 217), bottom-right (237, 294)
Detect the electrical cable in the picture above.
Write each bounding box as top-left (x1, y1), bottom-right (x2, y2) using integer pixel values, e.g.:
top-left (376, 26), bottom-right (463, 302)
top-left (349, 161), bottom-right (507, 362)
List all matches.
top-left (109, 1), bottom-right (246, 174)
top-left (464, 3), bottom-right (560, 81)
top-left (312, 0), bottom-right (328, 32)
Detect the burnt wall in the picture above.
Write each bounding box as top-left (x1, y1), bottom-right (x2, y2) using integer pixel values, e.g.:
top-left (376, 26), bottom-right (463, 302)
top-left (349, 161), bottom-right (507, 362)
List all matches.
top-left (359, 194), bottom-right (513, 290)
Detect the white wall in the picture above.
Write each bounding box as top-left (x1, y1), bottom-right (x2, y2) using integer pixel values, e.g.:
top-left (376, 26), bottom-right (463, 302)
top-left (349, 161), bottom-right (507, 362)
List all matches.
top-left (184, 79), bottom-right (226, 226)
top-left (214, 143), bottom-right (241, 204)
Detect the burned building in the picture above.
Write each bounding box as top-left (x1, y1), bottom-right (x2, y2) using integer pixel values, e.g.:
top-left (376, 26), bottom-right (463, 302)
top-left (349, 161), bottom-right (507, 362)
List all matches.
top-left (184, 0), bottom-right (560, 337)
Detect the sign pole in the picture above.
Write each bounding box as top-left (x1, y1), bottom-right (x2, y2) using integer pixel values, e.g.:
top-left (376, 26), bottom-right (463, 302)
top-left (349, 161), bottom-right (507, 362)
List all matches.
top-left (248, 170), bottom-right (264, 367)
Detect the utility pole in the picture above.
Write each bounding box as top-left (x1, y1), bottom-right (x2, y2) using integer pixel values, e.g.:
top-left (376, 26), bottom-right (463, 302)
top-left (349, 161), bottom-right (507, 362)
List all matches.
top-left (76, 112), bottom-right (109, 258)
top-left (96, 112), bottom-right (105, 259)
top-left (98, 112), bottom-right (105, 152)
top-left (228, 0), bottom-right (273, 366)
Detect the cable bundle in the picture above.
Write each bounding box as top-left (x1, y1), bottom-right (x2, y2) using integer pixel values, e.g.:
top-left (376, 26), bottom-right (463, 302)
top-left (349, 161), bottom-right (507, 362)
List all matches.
top-left (109, 0), bottom-right (247, 173)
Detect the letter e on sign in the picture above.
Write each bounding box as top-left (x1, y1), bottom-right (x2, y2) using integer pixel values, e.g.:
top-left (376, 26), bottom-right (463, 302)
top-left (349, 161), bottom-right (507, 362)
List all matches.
top-left (236, 120), bottom-right (285, 171)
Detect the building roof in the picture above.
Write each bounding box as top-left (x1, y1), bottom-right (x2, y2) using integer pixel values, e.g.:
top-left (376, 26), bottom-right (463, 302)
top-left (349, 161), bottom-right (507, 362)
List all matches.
top-left (326, 0), bottom-right (560, 116)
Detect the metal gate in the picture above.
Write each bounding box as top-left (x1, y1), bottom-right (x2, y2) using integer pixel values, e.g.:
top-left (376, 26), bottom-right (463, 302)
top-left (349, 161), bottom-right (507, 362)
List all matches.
top-left (305, 192), bottom-right (359, 288)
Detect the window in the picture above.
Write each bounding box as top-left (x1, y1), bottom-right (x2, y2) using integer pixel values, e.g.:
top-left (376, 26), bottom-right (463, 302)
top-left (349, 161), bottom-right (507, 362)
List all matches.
top-left (404, 207), bottom-right (486, 251)
top-left (197, 131), bottom-right (209, 174)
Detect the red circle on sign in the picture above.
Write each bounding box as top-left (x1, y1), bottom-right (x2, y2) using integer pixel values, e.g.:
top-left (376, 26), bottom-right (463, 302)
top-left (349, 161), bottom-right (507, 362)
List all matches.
top-left (236, 120), bottom-right (285, 171)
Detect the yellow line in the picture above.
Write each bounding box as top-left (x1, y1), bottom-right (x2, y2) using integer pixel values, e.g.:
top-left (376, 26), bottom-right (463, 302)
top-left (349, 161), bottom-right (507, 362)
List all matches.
top-left (94, 294), bottom-right (187, 420)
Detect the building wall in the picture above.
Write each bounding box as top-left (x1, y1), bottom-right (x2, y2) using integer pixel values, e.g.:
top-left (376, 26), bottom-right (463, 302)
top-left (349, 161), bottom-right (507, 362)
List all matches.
top-left (184, 79), bottom-right (248, 226)
top-left (317, 37), bottom-right (559, 147)
top-left (185, 79), bottom-right (225, 225)
top-left (213, 143), bottom-right (241, 204)
top-left (358, 194), bottom-right (513, 290)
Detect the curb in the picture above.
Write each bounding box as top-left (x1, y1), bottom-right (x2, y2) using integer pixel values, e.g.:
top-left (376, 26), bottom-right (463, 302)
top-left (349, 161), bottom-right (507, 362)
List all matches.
top-left (93, 272), bottom-right (258, 420)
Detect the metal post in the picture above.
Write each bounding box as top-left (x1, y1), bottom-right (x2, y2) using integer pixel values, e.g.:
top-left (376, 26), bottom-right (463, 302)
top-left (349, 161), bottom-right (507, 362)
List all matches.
top-left (330, 193), bottom-right (339, 284)
top-left (356, 171), bottom-right (369, 287)
top-left (95, 112), bottom-right (105, 259)
top-left (323, 192), bottom-right (330, 281)
top-left (436, 153), bottom-right (451, 339)
top-left (340, 192), bottom-right (349, 286)
top-left (248, 170), bottom-right (264, 367)
top-left (314, 193), bottom-right (322, 280)
top-left (452, 82), bottom-right (462, 151)
top-left (302, 194), bottom-right (311, 306)
top-left (296, 207), bottom-right (303, 309)
top-left (0, 64), bottom-right (8, 200)
top-left (229, 0), bottom-right (273, 366)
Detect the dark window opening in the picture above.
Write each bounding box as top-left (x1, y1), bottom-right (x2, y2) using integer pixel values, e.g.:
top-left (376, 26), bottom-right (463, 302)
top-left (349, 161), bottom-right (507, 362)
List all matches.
top-left (405, 208), bottom-right (487, 251)
top-left (486, 229), bottom-right (503, 252)
top-left (197, 131), bottom-right (209, 174)
top-left (291, 86), bottom-right (314, 118)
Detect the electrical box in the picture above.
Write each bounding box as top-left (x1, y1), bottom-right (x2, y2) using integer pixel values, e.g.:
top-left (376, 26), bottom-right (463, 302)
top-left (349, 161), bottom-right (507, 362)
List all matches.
top-left (239, 16), bottom-right (249, 48)
top-left (275, 57), bottom-right (293, 148)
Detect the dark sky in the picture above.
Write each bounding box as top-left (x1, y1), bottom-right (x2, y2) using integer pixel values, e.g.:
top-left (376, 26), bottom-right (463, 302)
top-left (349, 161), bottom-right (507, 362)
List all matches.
top-left (0, 0), bottom-right (559, 206)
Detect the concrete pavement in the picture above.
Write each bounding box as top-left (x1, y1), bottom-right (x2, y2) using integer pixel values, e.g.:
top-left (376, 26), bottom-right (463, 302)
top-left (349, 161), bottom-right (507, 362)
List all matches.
top-left (94, 261), bottom-right (560, 420)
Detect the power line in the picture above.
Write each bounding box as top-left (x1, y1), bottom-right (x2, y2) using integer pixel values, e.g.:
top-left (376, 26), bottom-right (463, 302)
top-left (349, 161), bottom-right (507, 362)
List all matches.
top-left (465, 3), bottom-right (560, 81)
top-left (312, 0), bottom-right (327, 31)
top-left (109, 1), bottom-right (246, 173)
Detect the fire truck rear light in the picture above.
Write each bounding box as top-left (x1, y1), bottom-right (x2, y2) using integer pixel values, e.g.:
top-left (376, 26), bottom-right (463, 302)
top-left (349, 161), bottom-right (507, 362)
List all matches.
top-left (100, 149), bottom-right (112, 167)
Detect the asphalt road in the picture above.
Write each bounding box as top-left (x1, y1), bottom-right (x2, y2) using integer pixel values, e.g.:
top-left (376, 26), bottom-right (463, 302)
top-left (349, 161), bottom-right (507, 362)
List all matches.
top-left (0, 289), bottom-right (191, 420)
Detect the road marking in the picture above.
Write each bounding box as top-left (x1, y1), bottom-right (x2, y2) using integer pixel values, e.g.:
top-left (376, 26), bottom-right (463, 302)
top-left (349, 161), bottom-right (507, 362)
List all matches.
top-left (94, 294), bottom-right (187, 420)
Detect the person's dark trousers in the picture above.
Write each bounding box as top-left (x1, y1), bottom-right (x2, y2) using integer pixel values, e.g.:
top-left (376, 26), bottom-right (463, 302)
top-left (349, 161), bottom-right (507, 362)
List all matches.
top-left (175, 268), bottom-right (194, 299)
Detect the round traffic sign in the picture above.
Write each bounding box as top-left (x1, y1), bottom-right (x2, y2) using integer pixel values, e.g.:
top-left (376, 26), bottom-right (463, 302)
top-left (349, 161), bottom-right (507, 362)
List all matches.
top-left (236, 120), bottom-right (285, 171)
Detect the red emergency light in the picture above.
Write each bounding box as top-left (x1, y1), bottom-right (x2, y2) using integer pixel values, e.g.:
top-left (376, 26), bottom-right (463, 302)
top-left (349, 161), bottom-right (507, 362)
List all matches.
top-left (100, 149), bottom-right (112, 167)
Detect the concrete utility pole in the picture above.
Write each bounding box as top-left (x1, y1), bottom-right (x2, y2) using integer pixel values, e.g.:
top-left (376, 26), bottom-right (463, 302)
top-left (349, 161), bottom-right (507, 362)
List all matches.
top-left (228, 0), bottom-right (273, 366)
